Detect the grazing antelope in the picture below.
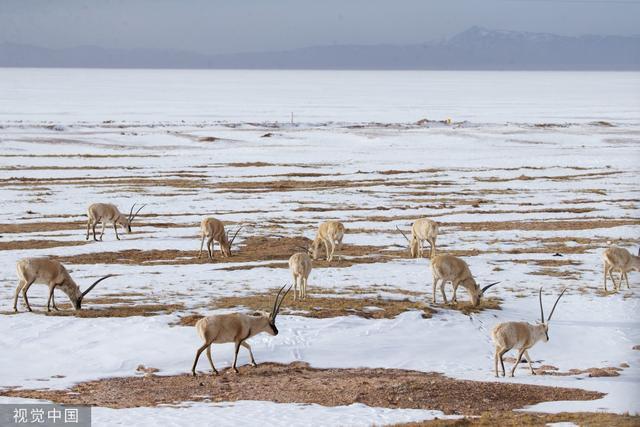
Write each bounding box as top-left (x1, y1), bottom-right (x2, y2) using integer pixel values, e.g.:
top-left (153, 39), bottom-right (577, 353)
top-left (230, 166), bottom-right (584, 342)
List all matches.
top-left (430, 254), bottom-right (498, 306)
top-left (311, 220), bottom-right (345, 262)
top-left (198, 217), bottom-right (243, 259)
top-left (602, 246), bottom-right (640, 292)
top-left (86, 202), bottom-right (145, 241)
top-left (397, 218), bottom-right (438, 258)
top-left (13, 257), bottom-right (114, 312)
top-left (289, 252), bottom-right (312, 300)
top-left (192, 285), bottom-right (291, 376)
top-left (492, 288), bottom-right (566, 377)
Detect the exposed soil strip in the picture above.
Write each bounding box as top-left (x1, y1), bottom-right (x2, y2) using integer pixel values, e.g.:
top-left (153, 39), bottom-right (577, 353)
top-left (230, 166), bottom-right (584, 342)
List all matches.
top-left (54, 236), bottom-right (402, 267)
top-left (0, 362), bottom-right (603, 415)
top-left (3, 304), bottom-right (185, 318)
top-left (175, 293), bottom-right (436, 325)
top-left (0, 240), bottom-right (88, 251)
top-left (399, 411), bottom-right (639, 426)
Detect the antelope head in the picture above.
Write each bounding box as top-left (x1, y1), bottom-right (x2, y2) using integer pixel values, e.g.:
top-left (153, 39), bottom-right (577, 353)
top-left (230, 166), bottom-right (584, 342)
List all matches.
top-left (468, 281), bottom-right (500, 306)
top-left (70, 274), bottom-right (115, 310)
top-left (267, 284), bottom-right (292, 335)
top-left (396, 226), bottom-right (418, 258)
top-left (537, 287), bottom-right (567, 342)
top-left (120, 203), bottom-right (146, 232)
top-left (221, 226), bottom-right (243, 257)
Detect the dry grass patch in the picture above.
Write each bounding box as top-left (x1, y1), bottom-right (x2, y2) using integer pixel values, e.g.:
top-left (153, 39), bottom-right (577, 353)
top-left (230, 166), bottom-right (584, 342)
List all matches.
top-left (536, 366), bottom-right (623, 377)
top-left (2, 303), bottom-right (184, 318)
top-left (528, 268), bottom-right (581, 280)
top-left (0, 240), bottom-right (89, 250)
top-left (448, 218), bottom-right (639, 232)
top-left (0, 221), bottom-right (84, 234)
top-left (210, 291), bottom-right (434, 320)
top-left (432, 298), bottom-right (502, 315)
top-left (56, 236), bottom-right (403, 268)
top-left (474, 171), bottom-right (620, 183)
top-left (399, 411), bottom-right (640, 426)
top-left (0, 362), bottom-right (603, 415)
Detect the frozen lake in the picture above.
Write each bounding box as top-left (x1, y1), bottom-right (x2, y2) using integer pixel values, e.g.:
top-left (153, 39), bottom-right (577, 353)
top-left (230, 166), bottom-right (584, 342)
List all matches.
top-left (0, 69), bottom-right (639, 124)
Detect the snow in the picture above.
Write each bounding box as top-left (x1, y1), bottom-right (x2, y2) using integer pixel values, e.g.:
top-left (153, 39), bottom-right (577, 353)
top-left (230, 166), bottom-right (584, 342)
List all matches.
top-left (0, 69), bottom-right (639, 425)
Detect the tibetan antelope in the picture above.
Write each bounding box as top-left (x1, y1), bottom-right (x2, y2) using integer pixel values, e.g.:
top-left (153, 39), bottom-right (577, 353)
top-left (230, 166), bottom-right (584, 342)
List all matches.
top-left (492, 288), bottom-right (566, 377)
top-left (198, 217), bottom-right (243, 259)
top-left (311, 220), bottom-right (345, 262)
top-left (86, 202), bottom-right (145, 241)
top-left (397, 218), bottom-right (438, 258)
top-left (430, 254), bottom-right (498, 306)
top-left (289, 252), bottom-right (312, 300)
top-left (192, 285), bottom-right (291, 376)
top-left (13, 257), bottom-right (114, 312)
top-left (602, 246), bottom-right (640, 292)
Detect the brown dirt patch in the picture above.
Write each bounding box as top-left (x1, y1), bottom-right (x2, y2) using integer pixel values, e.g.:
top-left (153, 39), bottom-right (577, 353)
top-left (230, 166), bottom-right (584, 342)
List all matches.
top-left (0, 362), bottom-right (603, 415)
top-left (474, 171), bottom-right (620, 183)
top-left (0, 221), bottom-right (84, 234)
top-left (55, 236), bottom-right (403, 268)
top-left (432, 298), bottom-right (502, 315)
top-left (448, 218), bottom-right (640, 232)
top-left (2, 304), bottom-right (184, 318)
top-left (173, 287), bottom-right (500, 325)
top-left (0, 240), bottom-right (88, 250)
top-left (174, 292), bottom-right (433, 324)
top-left (399, 411), bottom-right (640, 426)
top-left (536, 366), bottom-right (622, 377)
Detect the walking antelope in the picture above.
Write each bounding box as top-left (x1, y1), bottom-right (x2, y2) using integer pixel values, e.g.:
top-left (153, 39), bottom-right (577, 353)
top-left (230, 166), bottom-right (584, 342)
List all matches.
top-left (602, 246), bottom-right (640, 292)
top-left (492, 288), bottom-right (566, 377)
top-left (86, 202), bottom-right (145, 241)
top-left (191, 285), bottom-right (291, 376)
top-left (289, 252), bottom-right (312, 300)
top-left (430, 254), bottom-right (498, 306)
top-left (13, 257), bottom-right (114, 312)
top-left (311, 220), bottom-right (345, 262)
top-left (198, 217), bottom-right (243, 259)
top-left (397, 218), bottom-right (438, 258)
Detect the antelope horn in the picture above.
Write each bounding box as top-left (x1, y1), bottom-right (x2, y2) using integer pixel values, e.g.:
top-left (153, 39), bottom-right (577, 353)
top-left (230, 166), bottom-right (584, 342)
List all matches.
top-left (273, 284), bottom-right (292, 320)
top-left (128, 203), bottom-right (137, 221)
top-left (81, 274), bottom-right (115, 298)
top-left (270, 284), bottom-right (287, 321)
top-left (129, 204), bottom-right (146, 222)
top-left (396, 226), bottom-right (410, 243)
top-left (547, 288), bottom-right (567, 322)
top-left (538, 287), bottom-right (544, 324)
top-left (228, 226), bottom-right (243, 246)
top-left (481, 281), bottom-right (500, 294)
top-left (295, 245), bottom-right (310, 253)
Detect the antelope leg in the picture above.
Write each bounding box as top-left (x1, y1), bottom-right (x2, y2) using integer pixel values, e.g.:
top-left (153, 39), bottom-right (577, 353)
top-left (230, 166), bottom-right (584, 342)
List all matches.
top-left (241, 342), bottom-right (257, 367)
top-left (205, 345), bottom-right (218, 375)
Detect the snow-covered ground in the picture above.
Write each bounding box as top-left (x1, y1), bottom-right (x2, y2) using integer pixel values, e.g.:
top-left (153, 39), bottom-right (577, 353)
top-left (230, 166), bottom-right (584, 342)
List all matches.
top-left (0, 70), bottom-right (639, 425)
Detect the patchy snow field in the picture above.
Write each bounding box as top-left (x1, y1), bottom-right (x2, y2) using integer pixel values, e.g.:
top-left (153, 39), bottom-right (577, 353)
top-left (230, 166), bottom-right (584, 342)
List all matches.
top-left (0, 70), bottom-right (639, 425)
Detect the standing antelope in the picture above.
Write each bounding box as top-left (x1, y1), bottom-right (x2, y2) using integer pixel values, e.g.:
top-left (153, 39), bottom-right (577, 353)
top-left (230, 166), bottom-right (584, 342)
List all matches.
top-left (492, 288), bottom-right (566, 377)
top-left (311, 220), bottom-right (345, 262)
top-left (192, 285), bottom-right (291, 376)
top-left (397, 218), bottom-right (438, 258)
top-left (86, 202), bottom-right (145, 241)
top-left (289, 252), bottom-right (312, 300)
top-left (430, 254), bottom-right (498, 306)
top-left (602, 246), bottom-right (640, 292)
top-left (198, 217), bottom-right (243, 259)
top-left (13, 257), bottom-right (114, 312)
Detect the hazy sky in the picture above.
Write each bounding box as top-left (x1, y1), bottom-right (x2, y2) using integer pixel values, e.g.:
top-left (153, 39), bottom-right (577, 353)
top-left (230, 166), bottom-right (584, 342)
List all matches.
top-left (1, 0), bottom-right (639, 54)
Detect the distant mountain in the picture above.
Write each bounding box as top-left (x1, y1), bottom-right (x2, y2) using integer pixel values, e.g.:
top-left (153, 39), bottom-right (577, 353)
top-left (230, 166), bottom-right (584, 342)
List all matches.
top-left (1, 27), bottom-right (639, 70)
